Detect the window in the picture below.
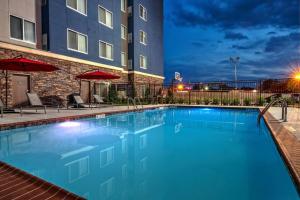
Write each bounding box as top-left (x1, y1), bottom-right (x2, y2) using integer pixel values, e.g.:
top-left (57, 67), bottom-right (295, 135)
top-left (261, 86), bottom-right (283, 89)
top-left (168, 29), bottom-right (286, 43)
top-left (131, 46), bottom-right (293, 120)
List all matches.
top-left (10, 16), bottom-right (36, 43)
top-left (139, 134), bottom-right (147, 149)
top-left (139, 55), bottom-right (147, 69)
top-left (121, 0), bottom-right (126, 12)
top-left (66, 0), bottom-right (87, 15)
top-left (67, 29), bottom-right (88, 53)
top-left (122, 164), bottom-right (128, 178)
top-left (98, 6), bottom-right (113, 28)
top-left (121, 52), bottom-right (126, 67)
top-left (99, 41), bottom-right (113, 60)
top-left (65, 157), bottom-right (89, 183)
top-left (140, 157), bottom-right (147, 172)
top-left (139, 30), bottom-right (147, 45)
top-left (121, 25), bottom-right (127, 40)
top-left (100, 178), bottom-right (115, 199)
top-left (121, 138), bottom-right (127, 153)
top-left (100, 147), bottom-right (114, 168)
top-left (139, 4), bottom-right (147, 21)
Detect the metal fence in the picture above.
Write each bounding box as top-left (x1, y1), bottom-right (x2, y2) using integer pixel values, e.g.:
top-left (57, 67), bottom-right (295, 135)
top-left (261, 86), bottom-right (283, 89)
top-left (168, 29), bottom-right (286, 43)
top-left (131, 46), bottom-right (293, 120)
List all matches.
top-left (106, 79), bottom-right (300, 106)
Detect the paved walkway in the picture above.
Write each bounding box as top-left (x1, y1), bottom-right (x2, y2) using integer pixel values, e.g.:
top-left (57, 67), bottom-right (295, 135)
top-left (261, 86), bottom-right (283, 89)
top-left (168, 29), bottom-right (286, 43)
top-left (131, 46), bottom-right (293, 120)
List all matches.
top-left (268, 107), bottom-right (300, 137)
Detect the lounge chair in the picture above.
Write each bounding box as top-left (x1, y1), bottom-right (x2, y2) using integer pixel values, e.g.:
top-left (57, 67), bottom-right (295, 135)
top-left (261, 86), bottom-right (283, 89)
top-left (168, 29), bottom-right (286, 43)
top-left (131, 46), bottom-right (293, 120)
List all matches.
top-left (20, 93), bottom-right (48, 116)
top-left (93, 94), bottom-right (104, 104)
top-left (93, 95), bottom-right (112, 107)
top-left (68, 95), bottom-right (91, 109)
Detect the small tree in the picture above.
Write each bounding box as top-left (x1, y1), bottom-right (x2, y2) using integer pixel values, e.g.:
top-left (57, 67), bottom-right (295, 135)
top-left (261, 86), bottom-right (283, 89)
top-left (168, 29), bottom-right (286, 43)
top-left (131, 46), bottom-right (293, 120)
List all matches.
top-left (108, 86), bottom-right (118, 103)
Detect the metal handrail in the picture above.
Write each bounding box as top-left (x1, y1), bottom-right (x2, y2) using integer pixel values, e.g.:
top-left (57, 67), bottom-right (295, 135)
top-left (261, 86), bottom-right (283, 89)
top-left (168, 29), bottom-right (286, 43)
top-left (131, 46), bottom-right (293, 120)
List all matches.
top-left (257, 97), bottom-right (288, 124)
top-left (134, 97), bottom-right (143, 109)
top-left (127, 97), bottom-right (137, 109)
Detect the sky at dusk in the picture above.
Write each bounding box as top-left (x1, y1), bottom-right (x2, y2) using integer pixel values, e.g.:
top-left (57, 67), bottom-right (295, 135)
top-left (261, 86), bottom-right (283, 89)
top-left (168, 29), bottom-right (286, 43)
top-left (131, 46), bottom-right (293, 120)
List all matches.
top-left (163, 0), bottom-right (300, 83)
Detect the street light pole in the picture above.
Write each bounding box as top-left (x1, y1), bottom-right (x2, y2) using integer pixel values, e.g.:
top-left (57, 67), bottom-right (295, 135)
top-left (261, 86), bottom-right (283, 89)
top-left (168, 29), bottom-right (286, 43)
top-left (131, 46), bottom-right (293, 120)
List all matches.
top-left (229, 57), bottom-right (240, 89)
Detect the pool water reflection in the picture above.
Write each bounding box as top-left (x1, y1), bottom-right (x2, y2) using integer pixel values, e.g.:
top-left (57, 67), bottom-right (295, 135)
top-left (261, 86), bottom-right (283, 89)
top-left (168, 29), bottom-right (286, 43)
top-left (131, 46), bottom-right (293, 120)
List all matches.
top-left (0, 108), bottom-right (299, 200)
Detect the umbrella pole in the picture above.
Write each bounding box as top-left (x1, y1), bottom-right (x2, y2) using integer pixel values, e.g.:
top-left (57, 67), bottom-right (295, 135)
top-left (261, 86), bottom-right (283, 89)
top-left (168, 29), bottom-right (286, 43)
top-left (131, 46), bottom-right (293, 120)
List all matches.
top-left (5, 70), bottom-right (8, 108)
top-left (79, 79), bottom-right (81, 95)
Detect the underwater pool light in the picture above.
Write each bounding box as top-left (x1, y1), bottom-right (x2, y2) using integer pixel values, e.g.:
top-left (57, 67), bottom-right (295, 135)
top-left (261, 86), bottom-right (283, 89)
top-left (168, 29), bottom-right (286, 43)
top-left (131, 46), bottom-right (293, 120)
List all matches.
top-left (59, 121), bottom-right (81, 127)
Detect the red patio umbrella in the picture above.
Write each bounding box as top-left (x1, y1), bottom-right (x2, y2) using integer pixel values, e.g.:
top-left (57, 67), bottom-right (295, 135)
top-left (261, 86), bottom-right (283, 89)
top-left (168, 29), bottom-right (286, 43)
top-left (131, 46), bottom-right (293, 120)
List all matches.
top-left (76, 70), bottom-right (120, 103)
top-left (0, 57), bottom-right (60, 72)
top-left (76, 70), bottom-right (120, 80)
top-left (0, 57), bottom-right (59, 107)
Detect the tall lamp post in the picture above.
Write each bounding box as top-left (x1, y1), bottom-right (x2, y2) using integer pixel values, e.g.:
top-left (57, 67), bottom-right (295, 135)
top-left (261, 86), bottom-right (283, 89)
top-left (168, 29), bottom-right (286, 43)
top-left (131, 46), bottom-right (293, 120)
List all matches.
top-left (229, 56), bottom-right (240, 89)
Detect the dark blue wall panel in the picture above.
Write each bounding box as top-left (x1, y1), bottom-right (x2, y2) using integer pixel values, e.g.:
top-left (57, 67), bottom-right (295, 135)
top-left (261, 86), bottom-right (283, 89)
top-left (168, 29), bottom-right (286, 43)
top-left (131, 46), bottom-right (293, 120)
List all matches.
top-left (42, 0), bottom-right (163, 77)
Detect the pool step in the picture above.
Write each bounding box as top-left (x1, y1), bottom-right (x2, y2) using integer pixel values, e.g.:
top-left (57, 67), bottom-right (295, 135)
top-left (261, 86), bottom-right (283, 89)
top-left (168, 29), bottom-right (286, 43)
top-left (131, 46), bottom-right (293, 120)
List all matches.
top-left (0, 161), bottom-right (85, 200)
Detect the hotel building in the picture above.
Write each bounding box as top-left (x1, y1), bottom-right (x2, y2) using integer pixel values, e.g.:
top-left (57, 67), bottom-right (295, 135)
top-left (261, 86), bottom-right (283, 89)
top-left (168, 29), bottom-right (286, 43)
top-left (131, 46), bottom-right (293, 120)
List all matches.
top-left (0, 0), bottom-right (164, 107)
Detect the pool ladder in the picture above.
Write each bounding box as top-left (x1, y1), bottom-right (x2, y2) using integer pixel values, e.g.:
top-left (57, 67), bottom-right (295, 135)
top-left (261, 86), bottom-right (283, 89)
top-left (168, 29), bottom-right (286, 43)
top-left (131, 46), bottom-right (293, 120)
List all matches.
top-left (257, 97), bottom-right (288, 124)
top-left (127, 97), bottom-right (143, 110)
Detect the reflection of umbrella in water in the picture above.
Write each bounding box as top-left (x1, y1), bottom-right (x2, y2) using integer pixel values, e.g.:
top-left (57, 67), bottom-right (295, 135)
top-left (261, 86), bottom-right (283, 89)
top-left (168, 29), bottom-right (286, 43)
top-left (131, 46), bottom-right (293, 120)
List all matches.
top-left (5, 152), bottom-right (60, 170)
top-left (78, 134), bottom-right (120, 146)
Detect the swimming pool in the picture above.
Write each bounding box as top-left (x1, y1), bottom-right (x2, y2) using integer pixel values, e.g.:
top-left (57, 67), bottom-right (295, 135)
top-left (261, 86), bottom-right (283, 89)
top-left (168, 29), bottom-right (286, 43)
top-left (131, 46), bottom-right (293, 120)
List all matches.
top-left (0, 107), bottom-right (299, 200)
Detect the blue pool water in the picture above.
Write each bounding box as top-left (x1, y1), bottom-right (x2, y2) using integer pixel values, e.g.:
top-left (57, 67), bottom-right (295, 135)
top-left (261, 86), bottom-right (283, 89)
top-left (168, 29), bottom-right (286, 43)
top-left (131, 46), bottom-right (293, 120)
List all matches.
top-left (0, 107), bottom-right (299, 200)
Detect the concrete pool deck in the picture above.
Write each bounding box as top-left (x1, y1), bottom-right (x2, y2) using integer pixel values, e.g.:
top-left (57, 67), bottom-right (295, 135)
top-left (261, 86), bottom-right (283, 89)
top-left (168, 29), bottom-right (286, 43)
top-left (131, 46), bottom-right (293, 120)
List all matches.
top-left (264, 107), bottom-right (300, 190)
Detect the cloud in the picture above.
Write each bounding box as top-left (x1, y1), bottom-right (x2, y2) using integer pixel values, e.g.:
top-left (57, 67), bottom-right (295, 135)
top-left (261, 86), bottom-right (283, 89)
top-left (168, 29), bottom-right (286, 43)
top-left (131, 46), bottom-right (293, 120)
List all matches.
top-left (267, 31), bottom-right (277, 35)
top-left (265, 32), bottom-right (300, 53)
top-left (168, 0), bottom-right (300, 29)
top-left (225, 32), bottom-right (248, 40)
top-left (231, 40), bottom-right (264, 50)
top-left (191, 41), bottom-right (204, 47)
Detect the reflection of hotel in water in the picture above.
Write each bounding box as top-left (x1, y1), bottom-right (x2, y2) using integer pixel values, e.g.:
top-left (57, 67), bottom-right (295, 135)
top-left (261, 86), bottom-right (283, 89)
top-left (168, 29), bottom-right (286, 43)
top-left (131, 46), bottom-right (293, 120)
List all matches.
top-left (0, 110), bottom-right (166, 200)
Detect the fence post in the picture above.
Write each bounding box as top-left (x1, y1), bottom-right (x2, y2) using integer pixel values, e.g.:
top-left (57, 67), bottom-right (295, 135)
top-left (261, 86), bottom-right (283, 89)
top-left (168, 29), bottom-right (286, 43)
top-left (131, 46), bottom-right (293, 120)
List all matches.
top-left (259, 80), bottom-right (262, 105)
top-left (171, 79), bottom-right (174, 103)
top-left (188, 90), bottom-right (191, 105)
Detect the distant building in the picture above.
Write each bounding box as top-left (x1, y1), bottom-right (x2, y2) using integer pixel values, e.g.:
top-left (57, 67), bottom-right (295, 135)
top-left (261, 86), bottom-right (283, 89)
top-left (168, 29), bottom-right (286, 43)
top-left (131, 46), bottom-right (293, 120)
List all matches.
top-left (0, 0), bottom-right (164, 107)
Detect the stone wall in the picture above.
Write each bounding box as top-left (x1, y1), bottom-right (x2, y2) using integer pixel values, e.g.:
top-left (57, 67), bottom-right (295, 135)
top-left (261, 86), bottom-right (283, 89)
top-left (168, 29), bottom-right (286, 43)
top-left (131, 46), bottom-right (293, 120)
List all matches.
top-left (0, 47), bottom-right (165, 107)
top-left (0, 47), bottom-right (128, 107)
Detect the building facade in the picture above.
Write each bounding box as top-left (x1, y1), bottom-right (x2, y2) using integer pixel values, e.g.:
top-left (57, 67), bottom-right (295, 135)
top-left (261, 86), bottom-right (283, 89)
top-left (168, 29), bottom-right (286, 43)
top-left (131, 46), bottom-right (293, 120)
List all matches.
top-left (0, 0), bottom-right (164, 107)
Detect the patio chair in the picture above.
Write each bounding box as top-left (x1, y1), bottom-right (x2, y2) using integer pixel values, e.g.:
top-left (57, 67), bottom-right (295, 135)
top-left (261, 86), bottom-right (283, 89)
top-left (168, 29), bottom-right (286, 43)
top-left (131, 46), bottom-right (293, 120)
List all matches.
top-left (93, 95), bottom-right (112, 107)
top-left (68, 95), bottom-right (91, 109)
top-left (20, 93), bottom-right (48, 116)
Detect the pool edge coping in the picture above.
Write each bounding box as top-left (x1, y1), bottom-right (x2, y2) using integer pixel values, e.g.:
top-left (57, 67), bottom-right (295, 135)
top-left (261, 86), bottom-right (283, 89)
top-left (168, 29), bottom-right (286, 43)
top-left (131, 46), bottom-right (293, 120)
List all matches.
top-left (0, 106), bottom-right (166, 131)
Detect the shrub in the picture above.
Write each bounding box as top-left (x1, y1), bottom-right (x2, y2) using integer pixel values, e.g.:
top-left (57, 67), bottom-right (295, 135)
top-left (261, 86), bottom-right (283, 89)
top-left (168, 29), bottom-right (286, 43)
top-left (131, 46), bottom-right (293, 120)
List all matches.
top-left (222, 98), bottom-right (230, 105)
top-left (204, 98), bottom-right (210, 105)
top-left (178, 98), bottom-right (184, 104)
top-left (196, 99), bottom-right (201, 105)
top-left (285, 97), bottom-right (295, 106)
top-left (108, 88), bottom-right (118, 103)
top-left (243, 98), bottom-right (251, 106)
top-left (231, 98), bottom-right (240, 106)
top-left (212, 98), bottom-right (219, 105)
top-left (257, 97), bottom-right (265, 106)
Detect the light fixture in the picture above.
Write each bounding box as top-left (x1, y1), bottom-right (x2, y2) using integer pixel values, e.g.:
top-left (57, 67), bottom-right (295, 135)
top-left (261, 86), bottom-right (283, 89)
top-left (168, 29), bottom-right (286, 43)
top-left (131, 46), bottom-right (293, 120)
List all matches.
top-left (295, 73), bottom-right (300, 81)
top-left (177, 84), bottom-right (184, 91)
top-left (59, 121), bottom-right (81, 127)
